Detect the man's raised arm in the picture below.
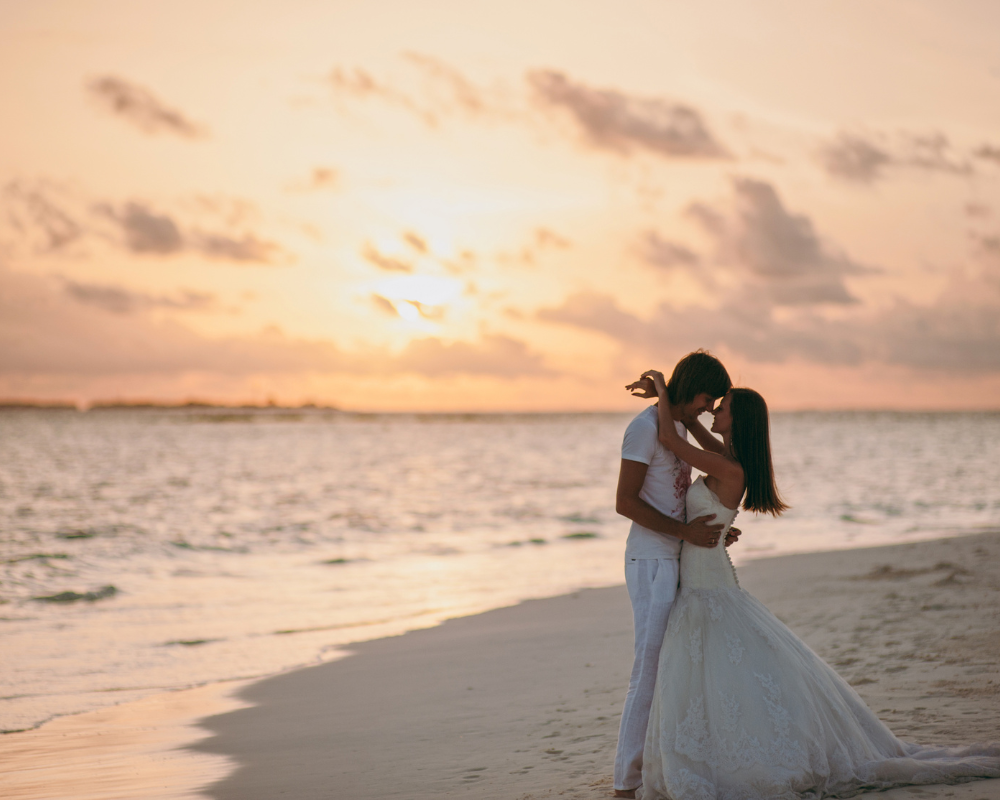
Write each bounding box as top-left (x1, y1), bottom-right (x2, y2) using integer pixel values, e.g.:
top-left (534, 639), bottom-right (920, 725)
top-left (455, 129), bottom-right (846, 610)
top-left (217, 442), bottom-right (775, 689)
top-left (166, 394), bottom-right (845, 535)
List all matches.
top-left (616, 459), bottom-right (723, 549)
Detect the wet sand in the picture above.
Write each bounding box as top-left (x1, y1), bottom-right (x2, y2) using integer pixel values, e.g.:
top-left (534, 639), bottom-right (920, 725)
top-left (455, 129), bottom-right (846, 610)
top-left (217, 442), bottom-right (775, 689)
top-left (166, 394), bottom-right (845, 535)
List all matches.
top-left (0, 682), bottom-right (247, 800)
top-left (2, 531), bottom-right (999, 799)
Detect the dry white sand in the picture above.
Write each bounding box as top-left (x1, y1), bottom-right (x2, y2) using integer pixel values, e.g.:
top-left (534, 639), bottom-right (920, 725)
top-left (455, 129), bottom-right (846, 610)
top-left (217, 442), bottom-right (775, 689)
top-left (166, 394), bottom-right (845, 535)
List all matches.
top-left (2, 531), bottom-right (999, 800)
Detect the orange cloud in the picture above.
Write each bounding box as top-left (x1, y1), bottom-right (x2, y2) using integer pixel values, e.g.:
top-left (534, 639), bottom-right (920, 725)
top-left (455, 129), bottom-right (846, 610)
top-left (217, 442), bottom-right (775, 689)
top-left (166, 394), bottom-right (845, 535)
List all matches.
top-left (538, 270), bottom-right (1000, 374)
top-left (2, 180), bottom-right (84, 253)
top-left (86, 76), bottom-right (207, 139)
top-left (818, 130), bottom-right (974, 184)
top-left (61, 279), bottom-right (217, 315)
top-left (527, 70), bottom-right (729, 160)
top-left (684, 178), bottom-right (876, 305)
top-left (361, 242), bottom-right (413, 273)
top-left (0, 267), bottom-right (550, 380)
top-left (0, 183), bottom-right (288, 265)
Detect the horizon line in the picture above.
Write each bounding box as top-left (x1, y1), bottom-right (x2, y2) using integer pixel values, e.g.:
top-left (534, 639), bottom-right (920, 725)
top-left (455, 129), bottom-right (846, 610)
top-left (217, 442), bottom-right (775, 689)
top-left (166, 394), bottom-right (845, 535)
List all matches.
top-left (1, 400), bottom-right (999, 415)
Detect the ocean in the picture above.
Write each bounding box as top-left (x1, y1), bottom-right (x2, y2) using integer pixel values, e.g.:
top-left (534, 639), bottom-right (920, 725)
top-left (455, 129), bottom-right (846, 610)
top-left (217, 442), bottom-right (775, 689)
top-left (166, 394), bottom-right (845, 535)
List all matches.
top-left (1, 407), bottom-right (998, 733)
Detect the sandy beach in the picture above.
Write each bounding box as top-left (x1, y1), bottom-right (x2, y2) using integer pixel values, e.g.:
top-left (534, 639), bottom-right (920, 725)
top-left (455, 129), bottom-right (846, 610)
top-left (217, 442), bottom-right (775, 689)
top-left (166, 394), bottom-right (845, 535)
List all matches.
top-left (2, 531), bottom-right (999, 799)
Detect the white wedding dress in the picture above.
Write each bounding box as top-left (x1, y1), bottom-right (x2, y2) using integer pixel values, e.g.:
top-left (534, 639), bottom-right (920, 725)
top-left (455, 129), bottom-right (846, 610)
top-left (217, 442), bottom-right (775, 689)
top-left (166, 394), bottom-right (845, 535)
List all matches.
top-left (639, 476), bottom-right (1000, 800)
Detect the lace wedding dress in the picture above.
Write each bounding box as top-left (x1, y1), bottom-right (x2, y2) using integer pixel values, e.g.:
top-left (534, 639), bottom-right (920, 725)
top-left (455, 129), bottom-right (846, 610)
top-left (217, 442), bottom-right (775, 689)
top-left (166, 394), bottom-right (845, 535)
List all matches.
top-left (638, 476), bottom-right (1000, 800)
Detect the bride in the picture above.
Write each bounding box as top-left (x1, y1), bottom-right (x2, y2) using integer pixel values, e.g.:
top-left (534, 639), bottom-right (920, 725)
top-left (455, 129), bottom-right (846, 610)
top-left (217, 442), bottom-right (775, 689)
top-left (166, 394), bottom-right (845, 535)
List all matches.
top-left (632, 370), bottom-right (1000, 800)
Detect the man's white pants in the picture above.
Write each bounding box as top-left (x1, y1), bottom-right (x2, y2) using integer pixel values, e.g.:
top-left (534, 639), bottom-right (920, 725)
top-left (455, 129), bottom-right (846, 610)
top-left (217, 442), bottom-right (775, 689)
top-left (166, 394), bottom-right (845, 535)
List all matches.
top-left (614, 557), bottom-right (679, 792)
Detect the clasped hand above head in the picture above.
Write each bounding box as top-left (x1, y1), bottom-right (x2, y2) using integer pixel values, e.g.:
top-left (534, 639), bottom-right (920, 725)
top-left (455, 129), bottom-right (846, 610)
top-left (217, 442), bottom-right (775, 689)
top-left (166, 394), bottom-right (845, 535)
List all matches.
top-left (624, 375), bottom-right (657, 399)
top-left (625, 371), bottom-right (681, 407)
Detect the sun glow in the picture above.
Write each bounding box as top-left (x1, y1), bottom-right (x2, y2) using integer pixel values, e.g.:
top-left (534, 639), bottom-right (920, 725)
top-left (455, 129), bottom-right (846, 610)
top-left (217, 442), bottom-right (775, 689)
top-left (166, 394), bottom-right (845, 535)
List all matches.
top-left (375, 275), bottom-right (463, 306)
top-left (395, 300), bottom-right (421, 322)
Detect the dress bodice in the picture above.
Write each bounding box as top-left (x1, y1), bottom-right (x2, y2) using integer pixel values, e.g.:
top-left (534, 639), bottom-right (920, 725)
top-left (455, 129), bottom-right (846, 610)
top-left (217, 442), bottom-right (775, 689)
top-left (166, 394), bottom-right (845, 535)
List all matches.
top-left (680, 476), bottom-right (740, 590)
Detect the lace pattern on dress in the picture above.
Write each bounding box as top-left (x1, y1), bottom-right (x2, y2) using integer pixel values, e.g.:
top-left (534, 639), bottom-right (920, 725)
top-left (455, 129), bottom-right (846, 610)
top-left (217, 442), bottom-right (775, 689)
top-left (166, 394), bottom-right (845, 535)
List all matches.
top-left (751, 618), bottom-right (780, 650)
top-left (675, 695), bottom-right (710, 761)
top-left (673, 691), bottom-right (795, 775)
top-left (755, 672), bottom-right (806, 768)
top-left (670, 768), bottom-right (716, 800)
top-left (687, 627), bottom-right (703, 665)
top-left (720, 692), bottom-right (741, 733)
top-left (724, 632), bottom-right (744, 665)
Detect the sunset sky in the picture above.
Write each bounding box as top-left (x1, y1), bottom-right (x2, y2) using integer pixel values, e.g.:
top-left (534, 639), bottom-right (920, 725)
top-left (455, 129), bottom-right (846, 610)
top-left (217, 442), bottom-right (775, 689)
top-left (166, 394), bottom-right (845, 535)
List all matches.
top-left (2, 0), bottom-right (999, 410)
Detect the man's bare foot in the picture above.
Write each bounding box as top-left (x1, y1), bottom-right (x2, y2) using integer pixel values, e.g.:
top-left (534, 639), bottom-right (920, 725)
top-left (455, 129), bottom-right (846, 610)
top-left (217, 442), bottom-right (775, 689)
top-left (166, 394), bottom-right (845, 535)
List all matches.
top-left (613, 790), bottom-right (636, 799)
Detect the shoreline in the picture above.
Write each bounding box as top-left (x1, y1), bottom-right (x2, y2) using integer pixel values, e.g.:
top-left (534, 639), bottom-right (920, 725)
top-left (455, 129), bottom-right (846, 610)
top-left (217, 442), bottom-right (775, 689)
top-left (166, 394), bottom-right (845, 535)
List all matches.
top-left (2, 531), bottom-right (999, 799)
top-left (0, 682), bottom-right (248, 800)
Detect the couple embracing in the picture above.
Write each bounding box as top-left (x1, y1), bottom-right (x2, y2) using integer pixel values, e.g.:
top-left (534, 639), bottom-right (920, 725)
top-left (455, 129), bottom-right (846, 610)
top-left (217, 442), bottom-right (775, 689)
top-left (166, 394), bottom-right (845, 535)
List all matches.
top-left (611, 351), bottom-right (999, 800)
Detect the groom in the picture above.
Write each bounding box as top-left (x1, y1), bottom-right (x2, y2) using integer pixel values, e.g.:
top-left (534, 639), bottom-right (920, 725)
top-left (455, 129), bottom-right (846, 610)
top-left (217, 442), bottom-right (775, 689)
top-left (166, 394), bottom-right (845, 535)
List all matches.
top-left (613, 350), bottom-right (736, 798)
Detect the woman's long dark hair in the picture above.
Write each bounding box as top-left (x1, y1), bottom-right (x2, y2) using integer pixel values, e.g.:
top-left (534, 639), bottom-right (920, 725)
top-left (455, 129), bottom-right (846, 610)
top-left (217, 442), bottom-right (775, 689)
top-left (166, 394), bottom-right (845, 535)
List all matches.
top-left (729, 388), bottom-right (788, 516)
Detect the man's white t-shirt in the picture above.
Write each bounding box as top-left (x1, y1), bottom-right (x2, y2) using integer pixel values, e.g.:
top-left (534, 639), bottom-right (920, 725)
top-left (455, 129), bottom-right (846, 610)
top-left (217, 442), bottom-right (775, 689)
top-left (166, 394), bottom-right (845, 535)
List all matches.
top-left (621, 404), bottom-right (692, 560)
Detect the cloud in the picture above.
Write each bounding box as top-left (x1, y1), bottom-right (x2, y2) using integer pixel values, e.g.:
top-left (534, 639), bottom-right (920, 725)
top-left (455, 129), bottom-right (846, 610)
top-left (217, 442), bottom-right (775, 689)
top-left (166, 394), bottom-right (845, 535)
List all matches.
top-left (539, 291), bottom-right (865, 366)
top-left (62, 279), bottom-right (217, 314)
top-left (636, 231), bottom-right (701, 270)
top-left (328, 67), bottom-right (381, 96)
top-left (538, 182), bottom-right (980, 369)
top-left (869, 293), bottom-right (1000, 372)
top-left (361, 242), bottom-right (412, 272)
top-left (403, 231), bottom-right (428, 253)
top-left (685, 178), bottom-right (874, 305)
top-left (0, 266), bottom-right (552, 380)
top-left (329, 55), bottom-right (500, 127)
top-left (307, 167), bottom-right (338, 188)
top-left (410, 301), bottom-right (446, 321)
top-left (362, 230), bottom-right (493, 274)
top-left (1, 267), bottom-right (342, 375)
top-left (537, 292), bottom-right (650, 344)
top-left (329, 58), bottom-right (728, 160)
top-left (369, 293), bottom-right (446, 322)
top-left (534, 227), bottom-right (572, 249)
top-left (330, 66), bottom-right (438, 125)
top-left (905, 132), bottom-right (973, 175)
top-left (976, 234), bottom-right (1000, 259)
top-left (371, 294), bottom-right (398, 316)
top-left (538, 268), bottom-right (1000, 374)
top-left (818, 133), bottom-right (892, 183)
top-left (402, 52), bottom-right (488, 115)
top-left (496, 227), bottom-right (574, 268)
top-left (2, 181), bottom-right (84, 252)
top-left (819, 130), bottom-right (973, 184)
top-left (97, 201), bottom-right (184, 254)
top-left (1, 183), bottom-right (286, 265)
top-left (975, 144), bottom-right (1000, 165)
top-left (96, 201), bottom-right (285, 263)
top-left (441, 249), bottom-right (478, 274)
top-left (328, 57), bottom-right (731, 164)
top-left (192, 232), bottom-right (283, 263)
top-left (527, 70), bottom-right (728, 159)
top-left (287, 167), bottom-right (338, 192)
top-left (86, 76), bottom-right (206, 139)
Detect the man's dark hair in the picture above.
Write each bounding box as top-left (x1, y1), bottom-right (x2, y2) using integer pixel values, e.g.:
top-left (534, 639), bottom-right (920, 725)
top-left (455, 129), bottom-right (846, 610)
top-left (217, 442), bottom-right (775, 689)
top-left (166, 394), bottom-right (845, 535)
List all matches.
top-left (665, 350), bottom-right (732, 405)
